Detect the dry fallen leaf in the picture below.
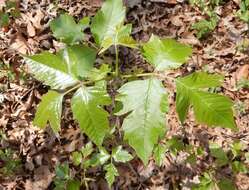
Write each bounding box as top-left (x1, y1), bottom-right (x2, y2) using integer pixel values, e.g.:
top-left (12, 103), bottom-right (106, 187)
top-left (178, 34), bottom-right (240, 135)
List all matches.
top-left (236, 64), bottom-right (249, 82)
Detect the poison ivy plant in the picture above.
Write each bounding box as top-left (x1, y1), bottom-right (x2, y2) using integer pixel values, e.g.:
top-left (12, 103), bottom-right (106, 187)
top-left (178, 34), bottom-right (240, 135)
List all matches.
top-left (193, 173), bottom-right (236, 190)
top-left (189, 0), bottom-right (220, 38)
top-left (53, 163), bottom-right (81, 190)
top-left (0, 148), bottom-right (21, 176)
top-left (24, 0), bottom-right (237, 187)
top-left (0, 0), bottom-right (20, 29)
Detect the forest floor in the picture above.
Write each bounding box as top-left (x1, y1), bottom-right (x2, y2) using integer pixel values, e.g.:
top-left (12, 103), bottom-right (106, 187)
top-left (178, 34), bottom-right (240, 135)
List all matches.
top-left (1, 0), bottom-right (249, 189)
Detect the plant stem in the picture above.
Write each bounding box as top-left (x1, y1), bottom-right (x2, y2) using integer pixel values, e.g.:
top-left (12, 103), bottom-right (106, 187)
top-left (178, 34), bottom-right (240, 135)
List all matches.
top-left (63, 83), bottom-right (82, 95)
top-left (121, 72), bottom-right (156, 78)
top-left (115, 44), bottom-right (119, 77)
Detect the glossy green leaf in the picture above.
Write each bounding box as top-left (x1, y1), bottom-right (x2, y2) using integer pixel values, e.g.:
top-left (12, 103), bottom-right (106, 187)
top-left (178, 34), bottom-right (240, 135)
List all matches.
top-left (50, 14), bottom-right (84, 44)
top-left (71, 85), bottom-right (111, 146)
top-left (112, 146), bottom-right (133, 163)
top-left (61, 45), bottom-right (96, 78)
top-left (25, 45), bottom-right (95, 89)
top-left (104, 163), bottom-right (119, 187)
top-left (153, 144), bottom-right (167, 166)
top-left (99, 24), bottom-right (137, 53)
top-left (34, 91), bottom-right (63, 134)
top-left (142, 35), bottom-right (192, 71)
top-left (176, 72), bottom-right (236, 129)
top-left (116, 78), bottom-right (168, 164)
top-left (91, 0), bottom-right (125, 45)
top-left (25, 52), bottom-right (78, 90)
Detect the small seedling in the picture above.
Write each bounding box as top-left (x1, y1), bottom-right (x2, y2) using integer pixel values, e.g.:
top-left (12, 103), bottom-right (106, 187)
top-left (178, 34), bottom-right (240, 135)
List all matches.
top-left (190, 0), bottom-right (221, 38)
top-left (0, 0), bottom-right (20, 29)
top-left (53, 163), bottom-right (81, 190)
top-left (0, 148), bottom-right (21, 176)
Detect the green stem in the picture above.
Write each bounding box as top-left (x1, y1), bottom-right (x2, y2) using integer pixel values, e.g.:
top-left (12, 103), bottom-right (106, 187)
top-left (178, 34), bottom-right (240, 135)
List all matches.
top-left (121, 72), bottom-right (156, 78)
top-left (115, 44), bottom-right (119, 77)
top-left (63, 83), bottom-right (82, 95)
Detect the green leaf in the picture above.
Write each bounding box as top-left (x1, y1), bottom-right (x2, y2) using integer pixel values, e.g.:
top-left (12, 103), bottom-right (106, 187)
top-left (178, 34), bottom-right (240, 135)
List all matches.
top-left (71, 85), bottom-right (111, 146)
top-left (81, 142), bottom-right (93, 158)
top-left (112, 146), bottom-right (133, 163)
top-left (61, 45), bottom-right (96, 78)
top-left (231, 140), bottom-right (244, 158)
top-left (72, 152), bottom-right (82, 166)
top-left (166, 137), bottom-right (185, 155)
top-left (34, 91), bottom-right (63, 134)
top-left (209, 143), bottom-right (228, 166)
top-left (50, 14), bottom-right (84, 44)
top-left (90, 148), bottom-right (111, 167)
top-left (116, 78), bottom-right (168, 164)
top-left (104, 163), bottom-right (119, 187)
top-left (99, 24), bottom-right (137, 53)
top-left (55, 163), bottom-right (70, 180)
top-left (91, 0), bottom-right (125, 45)
top-left (153, 144), bottom-right (167, 166)
top-left (79, 17), bottom-right (90, 30)
top-left (142, 35), bottom-right (192, 71)
top-left (25, 45), bottom-right (96, 89)
top-left (176, 72), bottom-right (236, 129)
top-left (24, 52), bottom-right (78, 90)
top-left (232, 161), bottom-right (248, 174)
top-left (88, 64), bottom-right (111, 81)
top-left (218, 178), bottom-right (236, 190)
top-left (192, 173), bottom-right (216, 190)
top-left (67, 180), bottom-right (81, 190)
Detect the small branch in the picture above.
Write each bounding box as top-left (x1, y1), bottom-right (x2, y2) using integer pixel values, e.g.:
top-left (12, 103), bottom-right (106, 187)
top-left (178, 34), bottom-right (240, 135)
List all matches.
top-left (115, 44), bottom-right (119, 77)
